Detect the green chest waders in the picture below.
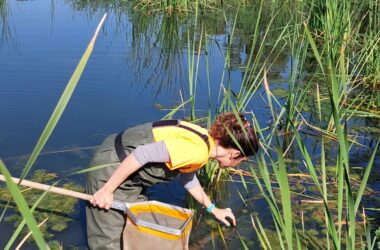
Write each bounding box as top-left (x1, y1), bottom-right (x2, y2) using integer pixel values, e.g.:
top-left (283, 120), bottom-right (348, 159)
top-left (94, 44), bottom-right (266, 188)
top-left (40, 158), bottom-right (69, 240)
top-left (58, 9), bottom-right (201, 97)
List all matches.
top-left (86, 123), bottom-right (175, 250)
top-left (86, 121), bottom-right (209, 250)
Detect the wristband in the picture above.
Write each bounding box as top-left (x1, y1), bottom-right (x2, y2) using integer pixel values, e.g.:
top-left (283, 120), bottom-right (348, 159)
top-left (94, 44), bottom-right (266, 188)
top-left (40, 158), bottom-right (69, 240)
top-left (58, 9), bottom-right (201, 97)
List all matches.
top-left (206, 203), bottom-right (216, 213)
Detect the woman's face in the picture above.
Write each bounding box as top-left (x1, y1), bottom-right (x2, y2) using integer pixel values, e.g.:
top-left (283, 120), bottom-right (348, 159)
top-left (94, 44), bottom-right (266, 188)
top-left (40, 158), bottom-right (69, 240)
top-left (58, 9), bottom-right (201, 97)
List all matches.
top-left (217, 148), bottom-right (247, 168)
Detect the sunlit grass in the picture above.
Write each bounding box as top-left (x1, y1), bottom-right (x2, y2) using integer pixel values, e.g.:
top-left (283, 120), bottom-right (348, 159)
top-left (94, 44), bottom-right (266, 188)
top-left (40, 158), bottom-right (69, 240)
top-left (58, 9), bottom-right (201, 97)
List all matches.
top-left (177, 0), bottom-right (379, 249)
top-left (0, 0), bottom-right (379, 248)
top-left (0, 13), bottom-right (107, 249)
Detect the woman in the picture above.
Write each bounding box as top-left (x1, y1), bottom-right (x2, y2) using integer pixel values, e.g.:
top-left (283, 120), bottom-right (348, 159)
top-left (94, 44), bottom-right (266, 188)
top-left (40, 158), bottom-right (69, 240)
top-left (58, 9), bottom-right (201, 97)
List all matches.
top-left (86, 112), bottom-right (259, 250)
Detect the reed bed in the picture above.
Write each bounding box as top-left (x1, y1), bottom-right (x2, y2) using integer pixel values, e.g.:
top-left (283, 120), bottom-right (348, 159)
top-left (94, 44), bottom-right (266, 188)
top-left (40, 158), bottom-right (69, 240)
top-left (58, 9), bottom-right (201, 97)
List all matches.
top-left (0, 0), bottom-right (379, 249)
top-left (179, 0), bottom-right (379, 249)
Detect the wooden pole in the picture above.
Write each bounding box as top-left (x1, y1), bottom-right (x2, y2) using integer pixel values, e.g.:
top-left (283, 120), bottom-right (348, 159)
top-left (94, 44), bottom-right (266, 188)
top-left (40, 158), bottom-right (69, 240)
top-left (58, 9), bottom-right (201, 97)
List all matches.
top-left (0, 175), bottom-right (92, 201)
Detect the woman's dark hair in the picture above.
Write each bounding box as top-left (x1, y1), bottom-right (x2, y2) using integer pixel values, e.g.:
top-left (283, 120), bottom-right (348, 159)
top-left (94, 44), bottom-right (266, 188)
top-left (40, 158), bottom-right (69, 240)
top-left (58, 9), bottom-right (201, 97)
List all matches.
top-left (209, 112), bottom-right (259, 157)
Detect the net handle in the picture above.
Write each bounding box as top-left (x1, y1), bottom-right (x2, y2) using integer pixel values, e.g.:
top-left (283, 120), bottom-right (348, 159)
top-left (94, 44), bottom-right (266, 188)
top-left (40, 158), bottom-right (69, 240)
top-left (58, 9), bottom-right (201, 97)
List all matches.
top-left (0, 175), bottom-right (193, 235)
top-left (0, 174), bottom-right (130, 213)
top-left (0, 174), bottom-right (93, 201)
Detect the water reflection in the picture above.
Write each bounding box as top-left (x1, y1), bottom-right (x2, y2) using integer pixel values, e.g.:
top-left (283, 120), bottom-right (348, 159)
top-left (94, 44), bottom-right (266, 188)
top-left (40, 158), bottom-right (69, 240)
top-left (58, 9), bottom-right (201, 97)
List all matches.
top-left (62, 0), bottom-right (295, 96)
top-left (0, 0), bottom-right (15, 49)
top-left (0, 0), bottom-right (293, 95)
top-left (128, 14), bottom-right (185, 94)
top-left (1, 0), bottom-right (378, 248)
top-left (0, 2), bottom-right (294, 247)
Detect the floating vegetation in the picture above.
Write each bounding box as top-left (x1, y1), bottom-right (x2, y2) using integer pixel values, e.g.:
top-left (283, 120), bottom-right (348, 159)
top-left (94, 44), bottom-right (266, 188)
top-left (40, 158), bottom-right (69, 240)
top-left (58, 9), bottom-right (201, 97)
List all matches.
top-left (0, 170), bottom-right (84, 242)
top-left (0, 0), bottom-right (378, 248)
top-left (132, 0), bottom-right (227, 15)
top-left (153, 103), bottom-right (167, 110)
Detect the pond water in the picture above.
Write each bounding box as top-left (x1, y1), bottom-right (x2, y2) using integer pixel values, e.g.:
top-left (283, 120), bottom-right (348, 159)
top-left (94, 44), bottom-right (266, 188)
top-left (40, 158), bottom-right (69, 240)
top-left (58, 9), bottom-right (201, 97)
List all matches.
top-left (0, 0), bottom-right (379, 249)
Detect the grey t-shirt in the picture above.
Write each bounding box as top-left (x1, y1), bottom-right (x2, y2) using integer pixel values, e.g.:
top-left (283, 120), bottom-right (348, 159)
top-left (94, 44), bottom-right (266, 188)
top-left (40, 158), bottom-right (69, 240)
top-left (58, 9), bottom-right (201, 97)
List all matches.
top-left (133, 141), bottom-right (200, 190)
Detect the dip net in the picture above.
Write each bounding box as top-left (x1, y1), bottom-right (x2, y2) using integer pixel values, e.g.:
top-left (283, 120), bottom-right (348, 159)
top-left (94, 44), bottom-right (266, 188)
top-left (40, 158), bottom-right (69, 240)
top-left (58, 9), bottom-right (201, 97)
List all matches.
top-left (123, 201), bottom-right (193, 250)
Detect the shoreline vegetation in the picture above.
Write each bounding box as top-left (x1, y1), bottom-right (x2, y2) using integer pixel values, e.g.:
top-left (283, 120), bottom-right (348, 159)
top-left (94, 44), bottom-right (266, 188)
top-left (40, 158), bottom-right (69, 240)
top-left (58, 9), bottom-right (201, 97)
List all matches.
top-left (0, 0), bottom-right (379, 249)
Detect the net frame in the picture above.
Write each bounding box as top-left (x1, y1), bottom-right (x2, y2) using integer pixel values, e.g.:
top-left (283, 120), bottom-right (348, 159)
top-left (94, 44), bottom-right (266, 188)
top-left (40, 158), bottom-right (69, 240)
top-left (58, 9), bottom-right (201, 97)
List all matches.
top-left (113, 200), bottom-right (194, 236)
top-left (122, 201), bottom-right (194, 250)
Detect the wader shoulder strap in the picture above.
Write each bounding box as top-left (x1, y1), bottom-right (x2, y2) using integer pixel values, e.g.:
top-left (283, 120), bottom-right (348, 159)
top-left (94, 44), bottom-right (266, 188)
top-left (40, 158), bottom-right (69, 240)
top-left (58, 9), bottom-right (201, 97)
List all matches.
top-left (115, 132), bottom-right (128, 161)
top-left (115, 120), bottom-right (209, 162)
top-left (152, 120), bottom-right (210, 150)
top-left (114, 132), bottom-right (142, 184)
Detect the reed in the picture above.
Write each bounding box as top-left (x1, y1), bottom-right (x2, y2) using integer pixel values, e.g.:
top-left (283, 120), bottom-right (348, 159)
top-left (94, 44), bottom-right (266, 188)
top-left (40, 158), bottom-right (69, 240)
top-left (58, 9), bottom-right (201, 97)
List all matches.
top-left (0, 160), bottom-right (47, 249)
top-left (245, 0), bottom-right (379, 248)
top-left (131, 0), bottom-right (222, 15)
top-left (1, 0), bottom-right (378, 248)
top-left (0, 14), bottom-right (107, 249)
top-left (180, 0), bottom-right (379, 248)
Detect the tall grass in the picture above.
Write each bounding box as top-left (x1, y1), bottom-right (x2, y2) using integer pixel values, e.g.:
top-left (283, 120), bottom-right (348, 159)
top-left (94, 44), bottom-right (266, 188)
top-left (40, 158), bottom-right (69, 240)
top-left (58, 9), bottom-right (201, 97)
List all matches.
top-left (176, 0), bottom-right (379, 248)
top-left (246, 1), bottom-right (379, 248)
top-left (1, 0), bottom-right (378, 248)
top-left (0, 14), bottom-right (107, 249)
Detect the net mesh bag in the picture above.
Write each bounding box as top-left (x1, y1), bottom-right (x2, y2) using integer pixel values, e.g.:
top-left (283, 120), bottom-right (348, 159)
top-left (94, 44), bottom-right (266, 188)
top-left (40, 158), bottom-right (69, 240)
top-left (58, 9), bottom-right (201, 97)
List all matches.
top-left (122, 201), bottom-right (193, 250)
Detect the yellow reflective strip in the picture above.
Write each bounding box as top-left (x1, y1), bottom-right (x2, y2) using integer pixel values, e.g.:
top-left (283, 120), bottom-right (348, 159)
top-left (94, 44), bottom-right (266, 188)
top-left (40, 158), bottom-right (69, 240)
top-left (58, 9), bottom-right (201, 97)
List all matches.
top-left (129, 220), bottom-right (193, 240)
top-left (127, 203), bottom-right (193, 239)
top-left (129, 204), bottom-right (190, 220)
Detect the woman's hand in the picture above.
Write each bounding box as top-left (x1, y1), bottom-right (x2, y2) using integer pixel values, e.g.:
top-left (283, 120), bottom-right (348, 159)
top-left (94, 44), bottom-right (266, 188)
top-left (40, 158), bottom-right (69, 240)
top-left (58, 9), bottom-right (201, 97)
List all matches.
top-left (211, 207), bottom-right (236, 227)
top-left (89, 153), bottom-right (143, 210)
top-left (186, 185), bottom-right (237, 227)
top-left (90, 187), bottom-right (114, 210)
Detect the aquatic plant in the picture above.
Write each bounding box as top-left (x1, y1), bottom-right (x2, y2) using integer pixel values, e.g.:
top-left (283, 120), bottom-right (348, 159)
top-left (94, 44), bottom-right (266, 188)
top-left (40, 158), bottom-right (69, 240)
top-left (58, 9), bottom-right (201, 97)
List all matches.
top-left (0, 170), bottom-right (83, 242)
top-left (0, 13), bottom-right (107, 249)
top-left (246, 1), bottom-right (379, 248)
top-left (0, 0), bottom-right (378, 248)
top-left (172, 0), bottom-right (380, 249)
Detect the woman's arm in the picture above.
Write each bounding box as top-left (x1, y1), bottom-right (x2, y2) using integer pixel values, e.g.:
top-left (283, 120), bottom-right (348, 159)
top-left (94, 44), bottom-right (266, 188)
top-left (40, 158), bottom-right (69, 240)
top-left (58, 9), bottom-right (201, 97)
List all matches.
top-left (90, 141), bottom-right (170, 209)
top-left (187, 184), bottom-right (236, 226)
top-left (90, 152), bottom-right (141, 209)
